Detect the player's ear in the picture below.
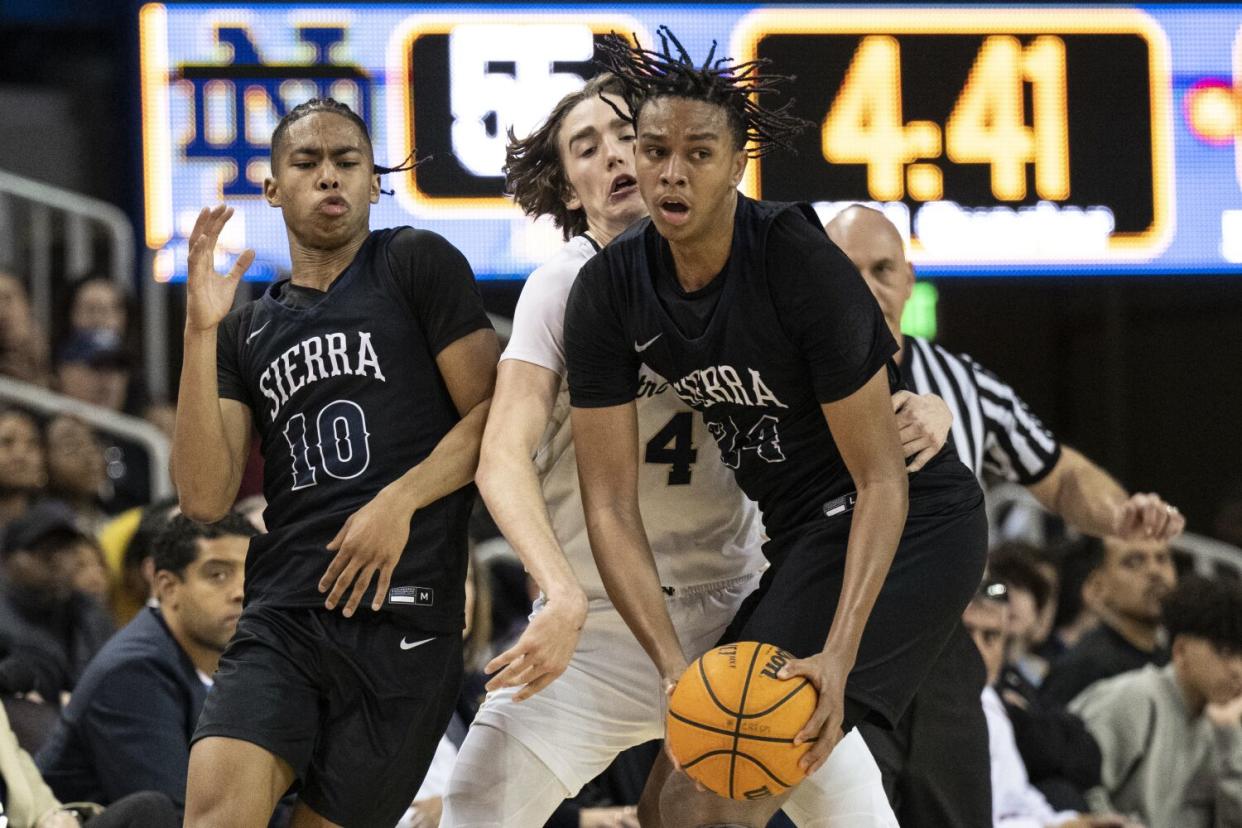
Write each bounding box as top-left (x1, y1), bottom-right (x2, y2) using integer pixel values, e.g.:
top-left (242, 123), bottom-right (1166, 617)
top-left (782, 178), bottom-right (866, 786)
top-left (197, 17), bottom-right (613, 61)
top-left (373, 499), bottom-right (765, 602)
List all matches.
top-left (263, 175), bottom-right (281, 207)
top-left (562, 184), bottom-right (582, 212)
top-left (369, 170), bottom-right (381, 204)
top-left (729, 149), bottom-right (748, 188)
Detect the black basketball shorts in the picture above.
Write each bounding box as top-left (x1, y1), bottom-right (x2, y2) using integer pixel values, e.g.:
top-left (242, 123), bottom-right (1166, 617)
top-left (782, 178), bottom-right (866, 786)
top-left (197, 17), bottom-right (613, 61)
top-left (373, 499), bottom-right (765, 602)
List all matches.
top-left (718, 477), bottom-right (987, 732)
top-left (193, 603), bottom-right (463, 827)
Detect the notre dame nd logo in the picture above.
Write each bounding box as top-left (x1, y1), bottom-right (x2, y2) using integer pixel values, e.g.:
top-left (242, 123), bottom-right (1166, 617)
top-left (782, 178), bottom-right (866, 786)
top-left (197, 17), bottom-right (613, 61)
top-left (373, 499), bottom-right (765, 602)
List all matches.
top-left (178, 26), bottom-right (373, 196)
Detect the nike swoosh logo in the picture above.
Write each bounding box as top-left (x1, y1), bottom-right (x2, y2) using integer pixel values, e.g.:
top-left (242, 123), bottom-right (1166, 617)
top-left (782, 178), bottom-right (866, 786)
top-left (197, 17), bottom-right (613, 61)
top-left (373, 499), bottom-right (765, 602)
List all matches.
top-left (245, 321), bottom-right (270, 343)
top-left (399, 636), bottom-right (436, 651)
top-left (634, 333), bottom-right (662, 352)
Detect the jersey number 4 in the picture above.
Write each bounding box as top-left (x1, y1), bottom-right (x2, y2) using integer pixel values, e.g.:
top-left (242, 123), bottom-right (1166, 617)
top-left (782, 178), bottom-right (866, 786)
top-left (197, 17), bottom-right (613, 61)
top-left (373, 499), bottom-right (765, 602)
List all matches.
top-left (645, 412), bottom-right (697, 486)
top-left (283, 400), bottom-right (372, 490)
top-left (709, 414), bottom-right (785, 469)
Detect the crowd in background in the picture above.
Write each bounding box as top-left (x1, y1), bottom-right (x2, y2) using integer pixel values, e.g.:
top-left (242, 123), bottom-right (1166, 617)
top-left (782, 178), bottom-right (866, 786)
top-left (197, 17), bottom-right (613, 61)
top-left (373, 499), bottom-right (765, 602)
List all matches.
top-left (0, 263), bottom-right (1240, 827)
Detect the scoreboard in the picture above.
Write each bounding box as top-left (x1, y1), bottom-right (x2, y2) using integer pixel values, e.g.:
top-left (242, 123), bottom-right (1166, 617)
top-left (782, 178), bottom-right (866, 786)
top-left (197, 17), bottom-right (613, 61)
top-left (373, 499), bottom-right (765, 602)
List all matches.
top-left (139, 4), bottom-right (1242, 279)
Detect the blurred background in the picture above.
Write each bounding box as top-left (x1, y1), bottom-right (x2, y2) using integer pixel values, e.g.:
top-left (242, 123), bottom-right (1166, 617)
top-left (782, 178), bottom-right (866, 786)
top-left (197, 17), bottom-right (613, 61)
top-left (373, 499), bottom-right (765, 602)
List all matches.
top-left (0, 0), bottom-right (1240, 566)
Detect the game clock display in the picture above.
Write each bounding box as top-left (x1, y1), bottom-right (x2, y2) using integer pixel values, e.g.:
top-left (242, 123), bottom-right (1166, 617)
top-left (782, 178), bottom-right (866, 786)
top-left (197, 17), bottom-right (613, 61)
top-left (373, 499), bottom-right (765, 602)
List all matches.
top-left (139, 4), bottom-right (1242, 279)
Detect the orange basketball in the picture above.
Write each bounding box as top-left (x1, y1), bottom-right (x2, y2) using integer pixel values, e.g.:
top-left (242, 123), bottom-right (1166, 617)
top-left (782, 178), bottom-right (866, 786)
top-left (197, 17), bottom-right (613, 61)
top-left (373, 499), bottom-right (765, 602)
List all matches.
top-left (666, 641), bottom-right (817, 801)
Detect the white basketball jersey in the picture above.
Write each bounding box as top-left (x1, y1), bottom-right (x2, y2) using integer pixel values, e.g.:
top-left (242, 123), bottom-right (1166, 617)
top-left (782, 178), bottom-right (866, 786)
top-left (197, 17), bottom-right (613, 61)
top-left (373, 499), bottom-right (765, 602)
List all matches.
top-left (503, 236), bottom-right (766, 599)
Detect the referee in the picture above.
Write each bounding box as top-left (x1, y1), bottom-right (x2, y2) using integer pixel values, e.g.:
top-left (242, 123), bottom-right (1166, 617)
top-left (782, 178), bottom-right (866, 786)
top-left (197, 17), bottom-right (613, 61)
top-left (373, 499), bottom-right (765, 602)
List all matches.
top-left (825, 205), bottom-right (1186, 828)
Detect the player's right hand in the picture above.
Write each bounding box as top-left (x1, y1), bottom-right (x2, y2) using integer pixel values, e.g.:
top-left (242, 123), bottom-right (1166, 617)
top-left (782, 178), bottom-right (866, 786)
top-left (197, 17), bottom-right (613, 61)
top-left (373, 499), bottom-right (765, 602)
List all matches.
top-left (485, 589), bottom-right (588, 701)
top-left (185, 205), bottom-right (254, 332)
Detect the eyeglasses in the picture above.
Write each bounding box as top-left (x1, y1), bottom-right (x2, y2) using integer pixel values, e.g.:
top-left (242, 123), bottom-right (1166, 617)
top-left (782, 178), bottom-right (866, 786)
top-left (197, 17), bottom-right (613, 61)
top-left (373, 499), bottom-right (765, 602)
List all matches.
top-left (977, 579), bottom-right (1009, 604)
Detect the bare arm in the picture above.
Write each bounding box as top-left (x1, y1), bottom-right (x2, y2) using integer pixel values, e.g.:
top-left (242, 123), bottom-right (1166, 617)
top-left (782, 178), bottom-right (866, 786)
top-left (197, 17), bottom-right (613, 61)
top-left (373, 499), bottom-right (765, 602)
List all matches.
top-left (780, 367), bottom-right (909, 773)
top-left (320, 327), bottom-right (500, 615)
top-left (572, 402), bottom-right (686, 682)
top-left (1027, 446), bottom-right (1185, 541)
top-left (171, 206), bottom-right (254, 522)
top-left (477, 359), bottom-right (588, 699)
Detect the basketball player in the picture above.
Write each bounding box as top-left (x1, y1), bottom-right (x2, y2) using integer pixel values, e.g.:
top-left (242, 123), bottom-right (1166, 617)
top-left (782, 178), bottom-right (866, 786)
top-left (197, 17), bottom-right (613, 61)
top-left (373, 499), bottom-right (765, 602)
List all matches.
top-left (442, 73), bottom-right (929, 827)
top-left (171, 98), bottom-right (499, 827)
top-left (562, 32), bottom-right (989, 826)
top-left (824, 204), bottom-right (1185, 827)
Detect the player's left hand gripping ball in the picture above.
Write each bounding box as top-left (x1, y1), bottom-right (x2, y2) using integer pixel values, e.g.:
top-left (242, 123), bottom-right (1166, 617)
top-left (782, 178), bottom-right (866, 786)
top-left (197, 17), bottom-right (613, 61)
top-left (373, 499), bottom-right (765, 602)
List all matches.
top-left (319, 485), bottom-right (413, 616)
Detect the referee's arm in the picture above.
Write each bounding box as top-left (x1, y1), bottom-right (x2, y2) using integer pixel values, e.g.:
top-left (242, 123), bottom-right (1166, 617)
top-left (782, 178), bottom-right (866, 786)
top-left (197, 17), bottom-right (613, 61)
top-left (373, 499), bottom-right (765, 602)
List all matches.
top-left (1026, 446), bottom-right (1184, 542)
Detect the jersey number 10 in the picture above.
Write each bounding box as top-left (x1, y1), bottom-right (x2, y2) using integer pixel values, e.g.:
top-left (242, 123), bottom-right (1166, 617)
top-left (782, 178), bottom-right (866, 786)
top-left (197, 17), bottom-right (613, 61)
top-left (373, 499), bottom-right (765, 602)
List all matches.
top-left (283, 400), bottom-right (372, 490)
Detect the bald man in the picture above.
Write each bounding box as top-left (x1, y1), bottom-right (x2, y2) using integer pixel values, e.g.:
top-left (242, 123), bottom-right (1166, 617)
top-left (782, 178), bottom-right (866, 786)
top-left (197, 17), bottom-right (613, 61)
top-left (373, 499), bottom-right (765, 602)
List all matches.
top-left (824, 206), bottom-right (1186, 828)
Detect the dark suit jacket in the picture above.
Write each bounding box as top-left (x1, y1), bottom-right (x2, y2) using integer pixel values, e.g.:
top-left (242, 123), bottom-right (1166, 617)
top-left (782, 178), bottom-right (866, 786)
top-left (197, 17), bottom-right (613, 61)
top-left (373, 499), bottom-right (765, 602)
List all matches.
top-left (34, 606), bottom-right (207, 812)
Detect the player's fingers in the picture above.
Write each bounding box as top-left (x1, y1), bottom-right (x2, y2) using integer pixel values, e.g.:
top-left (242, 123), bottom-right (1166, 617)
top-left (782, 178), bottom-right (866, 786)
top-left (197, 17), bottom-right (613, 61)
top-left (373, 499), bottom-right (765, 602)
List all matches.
top-left (486, 652), bottom-right (535, 690)
top-left (801, 712), bottom-right (843, 774)
top-left (907, 444), bottom-right (938, 472)
top-left (371, 561), bottom-right (395, 612)
top-left (318, 548), bottom-right (349, 592)
top-left (325, 518), bottom-right (351, 552)
top-left (513, 669), bottom-right (563, 702)
top-left (341, 565), bottom-right (377, 618)
top-left (228, 249), bottom-right (256, 282)
top-left (1166, 507), bottom-right (1186, 538)
top-left (323, 558), bottom-right (362, 609)
top-left (794, 695), bottom-right (830, 745)
top-left (898, 423), bottom-right (925, 445)
top-left (187, 207), bottom-right (212, 247)
top-left (205, 205), bottom-right (233, 240)
top-left (890, 390), bottom-right (913, 412)
top-left (776, 656), bottom-right (819, 685)
top-left (484, 642), bottom-right (524, 677)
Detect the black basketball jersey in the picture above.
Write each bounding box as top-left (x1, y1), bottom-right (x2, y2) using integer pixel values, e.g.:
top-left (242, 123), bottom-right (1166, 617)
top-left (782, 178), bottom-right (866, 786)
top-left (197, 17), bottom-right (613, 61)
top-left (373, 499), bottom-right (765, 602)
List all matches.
top-left (216, 227), bottom-right (492, 631)
top-left (564, 195), bottom-right (967, 535)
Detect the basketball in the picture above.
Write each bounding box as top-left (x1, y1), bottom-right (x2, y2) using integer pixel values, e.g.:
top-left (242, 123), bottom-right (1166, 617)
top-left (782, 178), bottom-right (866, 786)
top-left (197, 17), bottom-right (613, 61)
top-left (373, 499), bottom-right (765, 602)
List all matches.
top-left (666, 641), bottom-right (818, 800)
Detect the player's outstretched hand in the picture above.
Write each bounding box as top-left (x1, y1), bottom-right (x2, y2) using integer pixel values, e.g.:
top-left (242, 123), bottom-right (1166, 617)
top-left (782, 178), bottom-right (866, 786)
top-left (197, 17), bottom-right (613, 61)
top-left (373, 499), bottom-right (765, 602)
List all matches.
top-left (485, 590), bottom-right (587, 701)
top-left (1113, 492), bottom-right (1185, 542)
top-left (892, 390), bottom-right (952, 472)
top-left (777, 650), bottom-right (850, 776)
top-left (319, 485), bottom-right (412, 617)
top-left (185, 205), bottom-right (254, 332)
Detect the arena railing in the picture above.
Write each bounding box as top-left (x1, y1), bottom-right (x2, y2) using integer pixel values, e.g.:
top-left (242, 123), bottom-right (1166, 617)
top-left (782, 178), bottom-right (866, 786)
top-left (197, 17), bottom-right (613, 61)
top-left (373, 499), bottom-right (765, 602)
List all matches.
top-left (0, 374), bottom-right (172, 502)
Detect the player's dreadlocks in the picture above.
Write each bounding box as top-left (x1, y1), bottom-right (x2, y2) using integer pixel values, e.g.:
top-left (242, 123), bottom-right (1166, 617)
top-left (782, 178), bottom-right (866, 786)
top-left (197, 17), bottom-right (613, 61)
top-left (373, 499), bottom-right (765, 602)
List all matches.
top-left (596, 26), bottom-right (811, 158)
top-left (270, 98), bottom-right (421, 182)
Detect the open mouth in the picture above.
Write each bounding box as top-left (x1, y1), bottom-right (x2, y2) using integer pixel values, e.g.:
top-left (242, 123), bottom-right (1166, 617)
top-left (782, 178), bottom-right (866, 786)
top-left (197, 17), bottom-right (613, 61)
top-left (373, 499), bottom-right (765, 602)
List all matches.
top-left (658, 196), bottom-right (691, 225)
top-left (609, 174), bottom-right (637, 200)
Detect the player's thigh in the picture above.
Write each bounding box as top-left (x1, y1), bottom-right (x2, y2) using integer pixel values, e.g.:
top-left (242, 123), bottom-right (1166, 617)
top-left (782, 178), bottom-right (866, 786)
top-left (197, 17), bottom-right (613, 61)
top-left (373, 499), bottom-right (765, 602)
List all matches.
top-left (289, 800), bottom-right (343, 828)
top-left (467, 600), bottom-right (669, 794)
top-left (185, 736), bottom-right (296, 828)
top-left (301, 626), bottom-right (463, 828)
top-left (441, 722), bottom-right (575, 828)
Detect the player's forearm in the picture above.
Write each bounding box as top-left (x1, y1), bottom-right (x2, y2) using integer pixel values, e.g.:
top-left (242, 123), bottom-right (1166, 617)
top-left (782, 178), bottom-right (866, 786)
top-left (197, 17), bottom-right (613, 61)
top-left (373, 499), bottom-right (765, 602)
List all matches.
top-left (173, 329), bottom-right (242, 520)
top-left (822, 476), bottom-right (908, 667)
top-left (477, 441), bottom-right (583, 603)
top-left (585, 504), bottom-right (686, 678)
top-left (386, 396), bottom-right (491, 513)
top-left (1032, 447), bottom-right (1128, 537)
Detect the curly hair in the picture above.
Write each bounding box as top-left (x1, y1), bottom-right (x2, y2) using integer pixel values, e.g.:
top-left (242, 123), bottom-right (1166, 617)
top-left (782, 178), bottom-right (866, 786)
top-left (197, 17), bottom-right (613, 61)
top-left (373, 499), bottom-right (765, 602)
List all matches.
top-left (1162, 575), bottom-right (1242, 652)
top-left (596, 26), bottom-right (812, 158)
top-left (270, 97), bottom-right (420, 179)
top-left (504, 73), bottom-right (629, 241)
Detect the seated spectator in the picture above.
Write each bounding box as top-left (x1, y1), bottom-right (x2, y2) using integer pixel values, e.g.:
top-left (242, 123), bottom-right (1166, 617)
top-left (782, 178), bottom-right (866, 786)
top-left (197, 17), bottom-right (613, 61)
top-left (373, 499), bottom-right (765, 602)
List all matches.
top-left (990, 542), bottom-right (1055, 687)
top-left (36, 514), bottom-right (254, 814)
top-left (0, 502), bottom-right (113, 704)
top-left (0, 699), bottom-right (177, 828)
top-left (53, 332), bottom-right (149, 511)
top-left (1070, 576), bottom-right (1242, 828)
top-left (97, 498), bottom-right (179, 626)
top-left (0, 407), bottom-right (46, 529)
top-left (44, 415), bottom-right (108, 529)
top-left (990, 549), bottom-right (1104, 811)
top-left (1041, 536), bottom-right (1175, 707)
top-left (63, 278), bottom-right (127, 344)
top-left (0, 271), bottom-right (51, 387)
top-left (54, 331), bottom-right (130, 414)
top-left (68, 536), bottom-right (110, 610)
top-left (1038, 538), bottom-right (1102, 666)
top-left (964, 583), bottom-right (1134, 828)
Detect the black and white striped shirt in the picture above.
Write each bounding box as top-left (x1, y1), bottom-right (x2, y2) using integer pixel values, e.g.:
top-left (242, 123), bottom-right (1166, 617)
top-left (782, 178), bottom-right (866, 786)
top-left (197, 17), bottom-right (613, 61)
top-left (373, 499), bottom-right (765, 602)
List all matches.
top-left (904, 335), bottom-right (1061, 484)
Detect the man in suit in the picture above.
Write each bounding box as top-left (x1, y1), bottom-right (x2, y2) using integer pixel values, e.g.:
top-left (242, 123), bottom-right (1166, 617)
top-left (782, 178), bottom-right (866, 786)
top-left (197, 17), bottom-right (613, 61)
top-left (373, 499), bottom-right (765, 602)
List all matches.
top-left (36, 514), bottom-right (255, 814)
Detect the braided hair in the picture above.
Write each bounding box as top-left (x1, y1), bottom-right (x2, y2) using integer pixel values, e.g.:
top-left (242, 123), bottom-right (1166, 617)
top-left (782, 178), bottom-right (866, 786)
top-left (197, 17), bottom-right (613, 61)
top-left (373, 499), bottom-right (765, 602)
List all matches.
top-left (596, 26), bottom-right (811, 158)
top-left (269, 98), bottom-right (421, 182)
